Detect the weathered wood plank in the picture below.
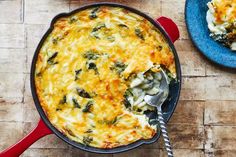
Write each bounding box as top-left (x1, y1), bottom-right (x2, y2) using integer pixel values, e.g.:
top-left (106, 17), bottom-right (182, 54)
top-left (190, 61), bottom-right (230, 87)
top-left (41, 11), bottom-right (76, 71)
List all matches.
top-left (143, 124), bottom-right (204, 149)
top-left (23, 98), bottom-right (39, 123)
top-left (205, 101), bottom-right (236, 125)
top-left (180, 77), bottom-right (206, 100)
top-left (160, 149), bottom-right (204, 157)
top-left (23, 74), bottom-right (31, 98)
top-left (0, 24), bottom-right (24, 48)
top-left (25, 24), bottom-right (48, 48)
top-left (71, 146), bottom-right (113, 157)
top-left (22, 74), bottom-right (39, 122)
top-left (26, 48), bottom-right (35, 74)
top-left (178, 25), bottom-right (190, 40)
top-left (206, 63), bottom-right (236, 76)
top-left (0, 73), bottom-right (25, 102)
top-left (161, 0), bottom-right (185, 26)
top-left (0, 122), bottom-right (23, 151)
top-left (21, 148), bottom-right (71, 157)
top-left (0, 102), bottom-right (23, 122)
top-left (204, 76), bottom-right (236, 101)
top-left (113, 148), bottom-right (159, 157)
top-left (181, 76), bottom-right (236, 101)
top-left (205, 126), bottom-right (236, 151)
top-left (0, 48), bottom-right (26, 73)
top-left (25, 24), bottom-right (50, 72)
top-left (0, 0), bottom-right (22, 24)
top-left (169, 100), bottom-right (204, 125)
top-left (25, 0), bottom-right (69, 24)
top-left (205, 150), bottom-right (236, 157)
top-left (175, 40), bottom-right (206, 76)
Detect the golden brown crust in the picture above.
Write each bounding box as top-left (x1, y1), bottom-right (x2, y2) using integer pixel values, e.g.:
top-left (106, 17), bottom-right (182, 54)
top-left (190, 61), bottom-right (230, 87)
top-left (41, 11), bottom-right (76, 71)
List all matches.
top-left (35, 6), bottom-right (176, 148)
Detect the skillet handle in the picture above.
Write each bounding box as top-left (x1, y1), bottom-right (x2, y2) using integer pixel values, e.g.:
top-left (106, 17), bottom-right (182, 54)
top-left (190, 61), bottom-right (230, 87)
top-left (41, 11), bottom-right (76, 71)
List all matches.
top-left (156, 16), bottom-right (180, 43)
top-left (0, 119), bottom-right (52, 157)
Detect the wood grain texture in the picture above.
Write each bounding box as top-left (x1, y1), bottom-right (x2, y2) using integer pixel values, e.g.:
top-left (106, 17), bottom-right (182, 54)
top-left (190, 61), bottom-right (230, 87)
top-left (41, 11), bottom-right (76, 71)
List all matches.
top-left (0, 48), bottom-right (26, 73)
top-left (205, 150), bottom-right (236, 157)
top-left (205, 126), bottom-right (236, 151)
top-left (25, 0), bottom-right (70, 24)
top-left (0, 0), bottom-right (235, 156)
top-left (175, 40), bottom-right (206, 76)
top-left (21, 148), bottom-right (71, 157)
top-left (205, 101), bottom-right (236, 125)
top-left (0, 122), bottom-right (24, 151)
top-left (0, 73), bottom-right (25, 102)
top-left (0, 0), bottom-right (23, 24)
top-left (168, 100), bottom-right (204, 125)
top-left (0, 24), bottom-right (24, 48)
top-left (161, 0), bottom-right (185, 26)
top-left (143, 124), bottom-right (204, 149)
top-left (160, 149), bottom-right (204, 157)
top-left (113, 149), bottom-right (160, 157)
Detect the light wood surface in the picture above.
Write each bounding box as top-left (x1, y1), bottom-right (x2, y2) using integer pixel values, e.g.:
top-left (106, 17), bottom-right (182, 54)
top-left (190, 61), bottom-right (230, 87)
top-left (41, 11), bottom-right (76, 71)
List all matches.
top-left (0, 0), bottom-right (236, 156)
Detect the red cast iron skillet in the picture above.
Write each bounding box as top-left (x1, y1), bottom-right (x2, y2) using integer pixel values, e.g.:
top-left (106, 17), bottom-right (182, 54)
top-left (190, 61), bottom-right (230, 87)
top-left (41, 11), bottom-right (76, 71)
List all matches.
top-left (0, 2), bottom-right (181, 156)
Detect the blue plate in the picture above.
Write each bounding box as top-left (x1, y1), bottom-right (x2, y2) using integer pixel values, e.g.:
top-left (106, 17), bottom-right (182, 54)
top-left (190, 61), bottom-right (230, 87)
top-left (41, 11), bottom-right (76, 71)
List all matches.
top-left (185, 0), bottom-right (236, 68)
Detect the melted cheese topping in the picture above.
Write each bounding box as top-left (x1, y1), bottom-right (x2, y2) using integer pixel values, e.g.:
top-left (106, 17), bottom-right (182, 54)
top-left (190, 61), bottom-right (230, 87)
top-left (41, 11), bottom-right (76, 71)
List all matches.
top-left (208, 0), bottom-right (236, 24)
top-left (35, 6), bottom-right (176, 148)
top-left (207, 0), bottom-right (236, 50)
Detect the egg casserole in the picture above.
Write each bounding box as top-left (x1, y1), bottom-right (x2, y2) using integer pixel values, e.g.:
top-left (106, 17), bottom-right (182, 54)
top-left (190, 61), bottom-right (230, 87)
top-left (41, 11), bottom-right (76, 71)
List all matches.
top-left (207, 0), bottom-right (236, 50)
top-left (35, 6), bottom-right (176, 148)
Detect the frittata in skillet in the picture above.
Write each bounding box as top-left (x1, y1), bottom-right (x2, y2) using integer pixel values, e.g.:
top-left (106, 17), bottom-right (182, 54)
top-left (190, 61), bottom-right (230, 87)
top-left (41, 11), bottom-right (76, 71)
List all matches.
top-left (35, 6), bottom-right (176, 148)
top-left (207, 0), bottom-right (236, 50)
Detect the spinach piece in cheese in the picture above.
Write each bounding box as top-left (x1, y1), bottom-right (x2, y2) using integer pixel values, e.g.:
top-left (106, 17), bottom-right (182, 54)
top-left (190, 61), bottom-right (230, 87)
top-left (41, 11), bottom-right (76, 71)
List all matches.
top-left (108, 117), bottom-right (118, 125)
top-left (98, 117), bottom-right (118, 125)
top-left (157, 45), bottom-right (163, 51)
top-left (86, 61), bottom-right (99, 75)
top-left (72, 98), bottom-right (81, 108)
top-left (107, 36), bottom-right (115, 42)
top-left (210, 33), bottom-right (235, 48)
top-left (82, 101), bottom-right (93, 113)
top-left (118, 24), bottom-right (129, 28)
top-left (85, 129), bottom-right (93, 133)
top-left (59, 95), bottom-right (67, 104)
top-left (87, 62), bottom-right (97, 69)
top-left (91, 23), bottom-right (106, 39)
top-left (69, 16), bottom-right (77, 24)
top-left (110, 61), bottom-right (127, 75)
top-left (74, 69), bottom-right (82, 81)
top-left (83, 136), bottom-right (93, 146)
top-left (123, 89), bottom-right (133, 108)
top-left (160, 64), bottom-right (175, 82)
top-left (92, 23), bottom-right (105, 32)
top-left (52, 31), bottom-right (69, 44)
top-left (123, 97), bottom-right (131, 109)
top-left (56, 108), bottom-right (62, 111)
top-left (83, 50), bottom-right (100, 60)
top-left (76, 88), bottom-right (91, 98)
top-left (64, 127), bottom-right (76, 137)
top-left (47, 52), bottom-right (58, 65)
top-left (52, 38), bottom-right (59, 45)
top-left (89, 7), bottom-right (99, 19)
top-left (135, 29), bottom-right (145, 40)
top-left (35, 72), bottom-right (42, 77)
top-left (83, 51), bottom-right (100, 74)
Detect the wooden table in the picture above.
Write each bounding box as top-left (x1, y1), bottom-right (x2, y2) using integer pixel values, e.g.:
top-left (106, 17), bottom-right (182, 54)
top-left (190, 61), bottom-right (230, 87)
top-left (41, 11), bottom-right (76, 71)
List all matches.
top-left (0, 0), bottom-right (236, 156)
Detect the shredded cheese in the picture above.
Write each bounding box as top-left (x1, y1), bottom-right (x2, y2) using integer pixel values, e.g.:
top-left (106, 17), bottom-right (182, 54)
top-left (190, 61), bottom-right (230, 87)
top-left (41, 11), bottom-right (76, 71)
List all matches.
top-left (35, 6), bottom-right (176, 148)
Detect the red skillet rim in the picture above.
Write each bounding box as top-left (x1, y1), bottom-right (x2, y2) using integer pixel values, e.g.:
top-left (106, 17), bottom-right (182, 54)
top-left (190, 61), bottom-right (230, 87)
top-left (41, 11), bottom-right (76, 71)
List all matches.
top-left (30, 2), bottom-right (181, 154)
